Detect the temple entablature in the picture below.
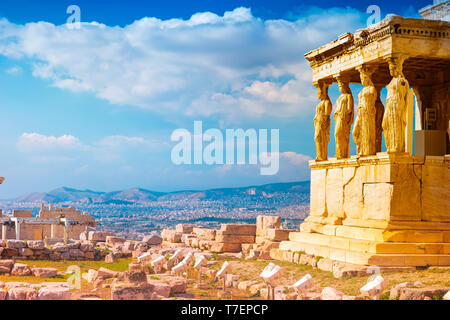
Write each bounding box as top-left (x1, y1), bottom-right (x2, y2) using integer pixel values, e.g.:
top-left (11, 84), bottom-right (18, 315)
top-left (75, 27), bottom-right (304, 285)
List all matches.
top-left (305, 16), bottom-right (449, 85)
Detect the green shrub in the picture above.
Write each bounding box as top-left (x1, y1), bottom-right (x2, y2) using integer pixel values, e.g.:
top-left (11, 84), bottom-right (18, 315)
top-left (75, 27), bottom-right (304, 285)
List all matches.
top-left (380, 292), bottom-right (390, 300)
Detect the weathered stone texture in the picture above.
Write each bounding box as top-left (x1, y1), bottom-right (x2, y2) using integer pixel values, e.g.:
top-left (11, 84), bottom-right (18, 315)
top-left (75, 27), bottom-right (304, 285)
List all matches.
top-left (38, 285), bottom-right (71, 300)
top-left (256, 216), bottom-right (281, 237)
top-left (161, 229), bottom-right (182, 243)
top-left (31, 268), bottom-right (58, 278)
top-left (309, 169), bottom-right (327, 219)
top-left (193, 228), bottom-right (216, 240)
top-left (219, 224), bottom-right (256, 236)
top-left (11, 263), bottom-right (32, 276)
top-left (175, 224), bottom-right (195, 234)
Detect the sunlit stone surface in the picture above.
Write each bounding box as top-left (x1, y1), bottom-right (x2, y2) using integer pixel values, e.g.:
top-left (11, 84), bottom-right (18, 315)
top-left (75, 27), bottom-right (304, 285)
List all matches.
top-left (275, 15), bottom-right (450, 267)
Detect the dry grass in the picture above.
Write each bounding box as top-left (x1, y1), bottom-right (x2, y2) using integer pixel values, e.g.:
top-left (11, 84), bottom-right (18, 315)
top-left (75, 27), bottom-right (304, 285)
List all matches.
top-left (203, 256), bottom-right (450, 297)
top-left (14, 258), bottom-right (133, 273)
top-left (0, 275), bottom-right (67, 283)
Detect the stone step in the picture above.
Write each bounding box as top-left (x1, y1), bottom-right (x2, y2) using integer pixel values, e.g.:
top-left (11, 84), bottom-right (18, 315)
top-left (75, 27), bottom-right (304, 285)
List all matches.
top-left (215, 234), bottom-right (255, 243)
top-left (295, 225), bottom-right (450, 243)
top-left (219, 224), bottom-right (256, 236)
top-left (287, 232), bottom-right (450, 254)
top-left (274, 243), bottom-right (450, 267)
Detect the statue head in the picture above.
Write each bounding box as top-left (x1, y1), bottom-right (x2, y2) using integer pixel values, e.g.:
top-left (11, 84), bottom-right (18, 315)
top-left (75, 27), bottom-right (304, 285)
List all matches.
top-left (357, 66), bottom-right (375, 87)
top-left (315, 81), bottom-right (330, 100)
top-left (336, 75), bottom-right (351, 94)
top-left (388, 56), bottom-right (406, 77)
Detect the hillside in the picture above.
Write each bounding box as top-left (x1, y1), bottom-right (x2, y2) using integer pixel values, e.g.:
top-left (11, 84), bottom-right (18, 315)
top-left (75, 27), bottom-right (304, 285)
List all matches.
top-left (10, 181), bottom-right (310, 204)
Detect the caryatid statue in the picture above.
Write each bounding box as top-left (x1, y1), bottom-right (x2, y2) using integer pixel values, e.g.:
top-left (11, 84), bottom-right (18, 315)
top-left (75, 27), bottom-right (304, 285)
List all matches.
top-left (375, 85), bottom-right (385, 153)
top-left (313, 81), bottom-right (332, 161)
top-left (383, 55), bottom-right (409, 153)
top-left (334, 75), bottom-right (354, 159)
top-left (352, 66), bottom-right (377, 156)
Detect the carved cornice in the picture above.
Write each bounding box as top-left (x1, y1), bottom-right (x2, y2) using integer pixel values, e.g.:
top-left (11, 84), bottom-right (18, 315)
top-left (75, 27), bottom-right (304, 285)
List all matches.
top-left (305, 16), bottom-right (449, 67)
top-left (304, 16), bottom-right (450, 83)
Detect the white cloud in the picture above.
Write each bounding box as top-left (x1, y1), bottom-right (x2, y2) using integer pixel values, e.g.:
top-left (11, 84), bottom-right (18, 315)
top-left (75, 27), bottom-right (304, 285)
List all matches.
top-left (96, 135), bottom-right (169, 150)
top-left (97, 135), bottom-right (147, 147)
top-left (5, 65), bottom-right (22, 75)
top-left (0, 7), bottom-right (365, 121)
top-left (17, 133), bottom-right (86, 152)
top-left (280, 152), bottom-right (312, 165)
top-left (53, 78), bottom-right (93, 92)
top-left (16, 133), bottom-right (165, 163)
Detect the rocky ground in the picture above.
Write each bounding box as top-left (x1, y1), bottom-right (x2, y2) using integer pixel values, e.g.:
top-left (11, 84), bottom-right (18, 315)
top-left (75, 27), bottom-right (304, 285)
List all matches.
top-left (1, 249), bottom-right (449, 300)
top-left (0, 222), bottom-right (449, 300)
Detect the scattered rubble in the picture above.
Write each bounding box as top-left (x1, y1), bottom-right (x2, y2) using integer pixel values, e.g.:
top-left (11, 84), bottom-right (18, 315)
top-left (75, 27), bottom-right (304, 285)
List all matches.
top-left (0, 216), bottom-right (448, 300)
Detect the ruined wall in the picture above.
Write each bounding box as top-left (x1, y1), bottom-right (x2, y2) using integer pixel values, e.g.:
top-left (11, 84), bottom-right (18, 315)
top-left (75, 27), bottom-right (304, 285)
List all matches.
top-left (1, 204), bottom-right (96, 241)
top-left (38, 206), bottom-right (96, 224)
top-left (0, 225), bottom-right (16, 240)
top-left (12, 210), bottom-right (32, 218)
top-left (2, 224), bottom-right (89, 241)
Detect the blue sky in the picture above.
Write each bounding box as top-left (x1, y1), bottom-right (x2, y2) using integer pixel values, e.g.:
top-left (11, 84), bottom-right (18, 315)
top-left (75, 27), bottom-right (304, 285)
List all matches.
top-left (0, 0), bottom-right (426, 198)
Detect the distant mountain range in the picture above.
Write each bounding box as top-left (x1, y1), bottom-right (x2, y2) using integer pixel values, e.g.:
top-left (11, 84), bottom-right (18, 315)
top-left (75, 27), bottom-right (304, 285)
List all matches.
top-left (9, 181), bottom-right (310, 204)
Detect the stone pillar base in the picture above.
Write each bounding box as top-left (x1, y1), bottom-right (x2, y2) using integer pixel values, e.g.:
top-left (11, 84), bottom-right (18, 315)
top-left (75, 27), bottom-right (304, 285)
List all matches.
top-left (274, 153), bottom-right (450, 267)
top-left (275, 227), bottom-right (450, 267)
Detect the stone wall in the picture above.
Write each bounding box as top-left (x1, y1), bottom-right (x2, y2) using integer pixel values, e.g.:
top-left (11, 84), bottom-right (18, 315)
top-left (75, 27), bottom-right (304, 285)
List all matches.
top-left (160, 217), bottom-right (296, 256)
top-left (38, 205), bottom-right (96, 224)
top-left (0, 239), bottom-right (105, 261)
top-left (241, 216), bottom-right (296, 259)
top-left (276, 154), bottom-right (450, 267)
top-left (12, 210), bottom-right (32, 218)
top-left (161, 223), bottom-right (257, 253)
top-left (0, 225), bottom-right (16, 240)
top-left (211, 224), bottom-right (256, 253)
top-left (1, 223), bottom-right (91, 242)
top-left (307, 153), bottom-right (450, 228)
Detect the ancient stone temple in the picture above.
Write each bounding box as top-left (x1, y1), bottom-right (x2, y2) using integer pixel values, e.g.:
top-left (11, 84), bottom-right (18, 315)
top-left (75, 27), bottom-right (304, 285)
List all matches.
top-left (0, 203), bottom-right (97, 241)
top-left (275, 15), bottom-right (450, 267)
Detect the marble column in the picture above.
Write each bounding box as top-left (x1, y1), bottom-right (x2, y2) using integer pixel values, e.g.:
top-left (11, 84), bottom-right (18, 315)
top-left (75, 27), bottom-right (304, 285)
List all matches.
top-left (15, 220), bottom-right (21, 240)
top-left (51, 224), bottom-right (56, 239)
top-left (64, 219), bottom-right (70, 244)
top-left (2, 224), bottom-right (6, 241)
